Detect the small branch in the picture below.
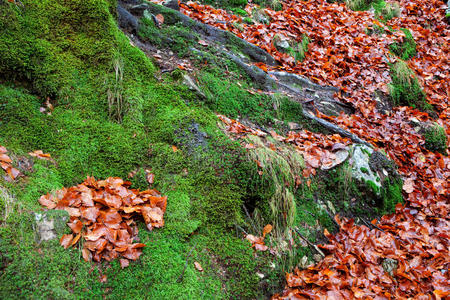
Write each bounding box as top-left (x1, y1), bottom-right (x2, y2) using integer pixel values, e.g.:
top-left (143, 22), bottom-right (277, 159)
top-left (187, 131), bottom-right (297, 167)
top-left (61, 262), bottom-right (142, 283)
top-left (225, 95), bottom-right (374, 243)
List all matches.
top-left (235, 224), bottom-right (248, 236)
top-left (176, 241), bottom-right (198, 283)
top-left (293, 227), bottom-right (325, 258)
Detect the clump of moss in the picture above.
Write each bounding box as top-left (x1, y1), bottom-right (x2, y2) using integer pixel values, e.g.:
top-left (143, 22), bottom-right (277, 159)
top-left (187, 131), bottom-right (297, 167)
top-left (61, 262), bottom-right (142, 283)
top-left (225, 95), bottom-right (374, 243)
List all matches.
top-left (423, 123), bottom-right (448, 155)
top-left (380, 178), bottom-right (402, 214)
top-left (0, 0), bottom-right (117, 98)
top-left (345, 0), bottom-right (373, 11)
top-left (138, 19), bottom-right (198, 57)
top-left (377, 1), bottom-right (400, 21)
top-left (230, 8), bottom-right (248, 16)
top-left (286, 35), bottom-right (310, 63)
top-left (253, 0), bottom-right (283, 11)
top-left (390, 28), bottom-right (416, 60)
top-left (200, 0), bottom-right (247, 10)
top-left (388, 61), bottom-right (432, 112)
top-left (243, 17), bottom-right (254, 24)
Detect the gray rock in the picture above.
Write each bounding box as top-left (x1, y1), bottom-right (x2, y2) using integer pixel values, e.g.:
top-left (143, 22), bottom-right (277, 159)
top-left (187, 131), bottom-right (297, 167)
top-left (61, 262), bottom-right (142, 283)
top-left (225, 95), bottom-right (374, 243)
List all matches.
top-left (288, 122), bottom-right (301, 130)
top-left (350, 145), bottom-right (381, 193)
top-left (118, 4), bottom-right (139, 34)
top-left (35, 210), bottom-right (69, 244)
top-left (321, 149), bottom-right (349, 170)
top-left (382, 258), bottom-right (398, 277)
top-left (164, 0), bottom-right (179, 11)
top-left (274, 36), bottom-right (290, 51)
top-left (176, 122), bottom-right (209, 154)
top-left (129, 3), bottom-right (150, 16)
top-left (183, 74), bottom-right (206, 98)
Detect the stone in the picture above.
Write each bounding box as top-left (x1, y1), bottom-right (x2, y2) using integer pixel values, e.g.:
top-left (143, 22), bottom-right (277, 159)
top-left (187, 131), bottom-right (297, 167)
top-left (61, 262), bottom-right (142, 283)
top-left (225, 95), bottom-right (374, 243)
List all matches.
top-left (382, 258), bottom-right (398, 277)
top-left (175, 121), bottom-right (209, 155)
top-left (183, 74), bottom-right (206, 98)
top-left (164, 0), bottom-right (179, 11)
top-left (350, 145), bottom-right (382, 193)
top-left (35, 210), bottom-right (69, 244)
top-left (274, 36), bottom-right (290, 51)
top-left (118, 5), bottom-right (139, 34)
top-left (288, 122), bottom-right (301, 130)
top-left (321, 149), bottom-right (349, 170)
top-left (129, 3), bottom-right (150, 16)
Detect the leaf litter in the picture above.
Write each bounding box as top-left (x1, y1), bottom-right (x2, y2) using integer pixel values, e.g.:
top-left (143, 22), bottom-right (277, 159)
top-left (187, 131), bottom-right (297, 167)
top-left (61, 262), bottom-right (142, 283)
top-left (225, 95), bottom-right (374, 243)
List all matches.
top-left (175, 0), bottom-right (450, 295)
top-left (39, 176), bottom-right (167, 267)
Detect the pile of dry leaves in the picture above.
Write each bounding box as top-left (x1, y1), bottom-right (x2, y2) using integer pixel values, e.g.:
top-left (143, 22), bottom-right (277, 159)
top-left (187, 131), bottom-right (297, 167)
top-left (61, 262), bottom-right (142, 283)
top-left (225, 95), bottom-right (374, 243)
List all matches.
top-left (39, 176), bottom-right (167, 268)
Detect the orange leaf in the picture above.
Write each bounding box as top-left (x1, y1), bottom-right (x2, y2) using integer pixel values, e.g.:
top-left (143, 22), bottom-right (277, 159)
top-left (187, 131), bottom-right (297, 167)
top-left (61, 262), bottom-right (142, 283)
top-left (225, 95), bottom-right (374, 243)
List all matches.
top-left (155, 14), bottom-right (164, 25)
top-left (194, 261), bottom-right (203, 272)
top-left (262, 224), bottom-right (272, 238)
top-left (60, 234), bottom-right (73, 249)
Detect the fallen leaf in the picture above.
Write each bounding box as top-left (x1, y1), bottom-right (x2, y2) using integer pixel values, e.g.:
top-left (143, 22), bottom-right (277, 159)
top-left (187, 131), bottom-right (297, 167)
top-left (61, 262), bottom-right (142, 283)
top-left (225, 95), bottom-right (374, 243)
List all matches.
top-left (194, 261), bottom-right (203, 272)
top-left (262, 224), bottom-right (273, 238)
top-left (155, 14), bottom-right (164, 25)
top-left (60, 234), bottom-right (73, 249)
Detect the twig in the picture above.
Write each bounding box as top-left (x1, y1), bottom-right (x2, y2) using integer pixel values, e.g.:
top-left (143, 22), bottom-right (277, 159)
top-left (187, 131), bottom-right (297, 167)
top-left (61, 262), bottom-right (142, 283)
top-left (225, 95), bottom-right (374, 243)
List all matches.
top-left (293, 227), bottom-right (325, 258)
top-left (235, 224), bottom-right (248, 236)
top-left (176, 241), bottom-right (198, 283)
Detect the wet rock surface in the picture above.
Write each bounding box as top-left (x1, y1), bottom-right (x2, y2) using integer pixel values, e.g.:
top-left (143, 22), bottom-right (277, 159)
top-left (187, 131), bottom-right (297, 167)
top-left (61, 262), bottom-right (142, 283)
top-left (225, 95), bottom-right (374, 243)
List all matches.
top-left (35, 210), bottom-right (69, 244)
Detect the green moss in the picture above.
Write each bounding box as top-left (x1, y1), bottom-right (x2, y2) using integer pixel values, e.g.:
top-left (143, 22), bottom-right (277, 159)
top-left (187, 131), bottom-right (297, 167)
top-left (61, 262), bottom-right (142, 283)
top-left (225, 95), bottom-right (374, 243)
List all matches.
top-left (286, 34), bottom-right (309, 63)
top-left (230, 8), bottom-right (248, 16)
top-left (360, 167), bottom-right (369, 174)
top-left (366, 180), bottom-right (380, 195)
top-left (388, 61), bottom-right (433, 112)
top-left (379, 178), bottom-right (402, 214)
top-left (390, 28), bottom-right (416, 60)
top-left (423, 123), bottom-right (448, 155)
top-left (243, 17), bottom-right (254, 24)
top-left (139, 21), bottom-right (199, 57)
top-left (0, 0), bottom-right (275, 298)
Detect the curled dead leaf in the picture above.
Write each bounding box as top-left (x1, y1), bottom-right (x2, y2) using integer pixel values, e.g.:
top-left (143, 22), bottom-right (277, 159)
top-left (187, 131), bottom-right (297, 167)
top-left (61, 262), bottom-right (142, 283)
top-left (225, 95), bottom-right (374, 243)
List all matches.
top-left (194, 261), bottom-right (203, 272)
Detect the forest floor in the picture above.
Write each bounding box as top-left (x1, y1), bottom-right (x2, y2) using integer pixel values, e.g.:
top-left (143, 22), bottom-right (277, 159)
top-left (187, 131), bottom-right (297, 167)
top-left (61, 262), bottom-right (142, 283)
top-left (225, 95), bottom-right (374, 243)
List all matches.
top-left (0, 0), bottom-right (448, 299)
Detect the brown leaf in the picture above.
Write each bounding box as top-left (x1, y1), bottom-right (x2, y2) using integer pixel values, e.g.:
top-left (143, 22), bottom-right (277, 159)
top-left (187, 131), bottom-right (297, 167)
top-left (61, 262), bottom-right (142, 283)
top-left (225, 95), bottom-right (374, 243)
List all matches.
top-left (155, 14), bottom-right (164, 25)
top-left (403, 178), bottom-right (415, 194)
top-left (198, 39), bottom-right (209, 46)
top-left (0, 154), bottom-right (12, 163)
top-left (28, 150), bottom-right (52, 160)
top-left (60, 234), bottom-right (73, 249)
top-left (120, 258), bottom-right (129, 269)
top-left (67, 218), bottom-right (83, 233)
top-left (39, 194), bottom-right (57, 209)
top-left (262, 224), bottom-right (273, 238)
top-left (80, 206), bottom-right (100, 223)
top-left (145, 170), bottom-right (154, 185)
top-left (194, 261), bottom-right (203, 272)
top-left (71, 232), bottom-right (81, 246)
top-left (82, 248), bottom-right (92, 262)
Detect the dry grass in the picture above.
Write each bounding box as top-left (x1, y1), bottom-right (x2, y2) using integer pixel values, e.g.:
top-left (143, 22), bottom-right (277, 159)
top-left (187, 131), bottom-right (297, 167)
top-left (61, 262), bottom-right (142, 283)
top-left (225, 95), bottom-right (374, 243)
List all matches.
top-left (246, 135), bottom-right (304, 238)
